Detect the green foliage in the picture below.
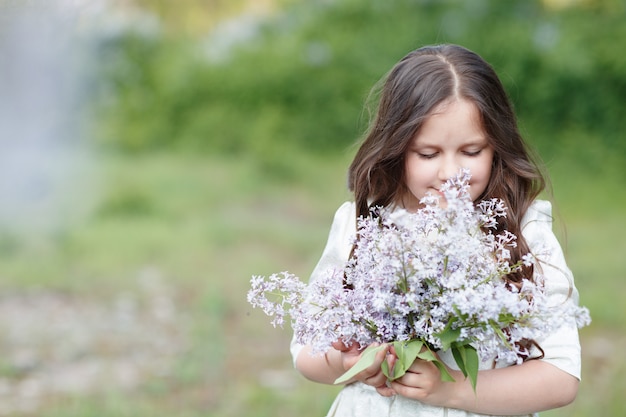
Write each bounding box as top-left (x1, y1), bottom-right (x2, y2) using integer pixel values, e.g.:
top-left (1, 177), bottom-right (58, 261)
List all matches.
top-left (94, 0), bottom-right (626, 169)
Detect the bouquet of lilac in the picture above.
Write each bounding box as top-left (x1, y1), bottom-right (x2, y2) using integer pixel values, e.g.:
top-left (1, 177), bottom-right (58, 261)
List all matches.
top-left (248, 170), bottom-right (590, 390)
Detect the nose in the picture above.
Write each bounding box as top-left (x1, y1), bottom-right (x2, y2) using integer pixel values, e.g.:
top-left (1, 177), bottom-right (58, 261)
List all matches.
top-left (438, 155), bottom-right (461, 182)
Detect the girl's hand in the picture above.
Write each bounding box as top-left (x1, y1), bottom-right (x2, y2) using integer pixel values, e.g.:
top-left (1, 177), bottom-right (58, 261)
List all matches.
top-left (331, 340), bottom-right (396, 397)
top-left (388, 355), bottom-right (458, 406)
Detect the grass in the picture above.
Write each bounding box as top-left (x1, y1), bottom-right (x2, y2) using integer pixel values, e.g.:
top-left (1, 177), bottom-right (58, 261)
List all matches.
top-left (0, 148), bottom-right (623, 416)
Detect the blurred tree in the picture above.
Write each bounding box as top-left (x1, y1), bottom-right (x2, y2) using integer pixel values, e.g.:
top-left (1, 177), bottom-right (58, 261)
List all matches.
top-left (94, 0), bottom-right (626, 168)
top-left (113, 0), bottom-right (287, 36)
top-left (542, 0), bottom-right (625, 11)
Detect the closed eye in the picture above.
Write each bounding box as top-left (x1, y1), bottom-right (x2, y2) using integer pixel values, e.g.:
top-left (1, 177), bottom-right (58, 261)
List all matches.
top-left (462, 149), bottom-right (483, 157)
top-left (418, 152), bottom-right (438, 159)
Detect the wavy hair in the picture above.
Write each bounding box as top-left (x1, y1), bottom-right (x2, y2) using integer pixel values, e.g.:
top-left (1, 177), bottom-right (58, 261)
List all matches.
top-left (348, 44), bottom-right (546, 284)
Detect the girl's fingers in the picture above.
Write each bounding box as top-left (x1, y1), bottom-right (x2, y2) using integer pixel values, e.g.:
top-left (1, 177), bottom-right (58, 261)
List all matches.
top-left (407, 357), bottom-right (440, 375)
top-left (334, 341), bottom-right (398, 391)
top-left (372, 343), bottom-right (387, 363)
top-left (332, 339), bottom-right (361, 353)
top-left (330, 340), bottom-right (343, 350)
top-left (360, 344), bottom-right (391, 385)
top-left (386, 350), bottom-right (397, 373)
top-left (390, 359), bottom-right (443, 399)
top-left (376, 384), bottom-right (396, 397)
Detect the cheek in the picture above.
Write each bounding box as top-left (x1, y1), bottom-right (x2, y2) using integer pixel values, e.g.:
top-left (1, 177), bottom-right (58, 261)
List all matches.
top-left (469, 157), bottom-right (493, 198)
top-left (406, 162), bottom-right (430, 186)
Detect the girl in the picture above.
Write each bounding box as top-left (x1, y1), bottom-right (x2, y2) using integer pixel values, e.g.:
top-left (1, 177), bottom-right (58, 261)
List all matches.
top-left (290, 44), bottom-right (583, 416)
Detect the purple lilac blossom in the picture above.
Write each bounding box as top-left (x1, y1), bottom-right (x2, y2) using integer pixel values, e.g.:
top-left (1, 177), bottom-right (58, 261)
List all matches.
top-left (248, 170), bottom-right (591, 366)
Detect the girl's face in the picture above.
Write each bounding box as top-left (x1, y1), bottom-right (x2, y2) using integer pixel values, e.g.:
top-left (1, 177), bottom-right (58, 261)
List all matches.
top-left (403, 98), bottom-right (494, 211)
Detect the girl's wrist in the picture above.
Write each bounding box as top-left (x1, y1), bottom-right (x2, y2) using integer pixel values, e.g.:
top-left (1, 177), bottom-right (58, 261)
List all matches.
top-left (442, 369), bottom-right (474, 410)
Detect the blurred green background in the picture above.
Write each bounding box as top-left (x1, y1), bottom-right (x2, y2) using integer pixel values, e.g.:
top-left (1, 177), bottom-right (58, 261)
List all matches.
top-left (0, 0), bottom-right (624, 416)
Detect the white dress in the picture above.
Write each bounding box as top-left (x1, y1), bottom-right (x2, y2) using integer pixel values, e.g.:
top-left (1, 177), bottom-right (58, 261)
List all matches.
top-left (291, 200), bottom-right (583, 417)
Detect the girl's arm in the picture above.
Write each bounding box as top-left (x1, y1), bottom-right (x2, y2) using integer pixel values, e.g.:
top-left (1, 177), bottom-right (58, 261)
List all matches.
top-left (295, 342), bottom-right (396, 397)
top-left (390, 357), bottom-right (578, 415)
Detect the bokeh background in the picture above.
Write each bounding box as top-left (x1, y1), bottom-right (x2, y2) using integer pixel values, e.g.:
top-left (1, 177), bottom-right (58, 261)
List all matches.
top-left (0, 0), bottom-right (624, 416)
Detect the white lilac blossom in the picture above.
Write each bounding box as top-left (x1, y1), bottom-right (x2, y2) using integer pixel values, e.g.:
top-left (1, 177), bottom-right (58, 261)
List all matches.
top-left (248, 170), bottom-right (590, 388)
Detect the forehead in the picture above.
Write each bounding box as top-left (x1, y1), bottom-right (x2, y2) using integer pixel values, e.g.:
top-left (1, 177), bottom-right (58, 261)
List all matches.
top-left (410, 99), bottom-right (487, 145)
top-left (427, 98), bottom-right (483, 124)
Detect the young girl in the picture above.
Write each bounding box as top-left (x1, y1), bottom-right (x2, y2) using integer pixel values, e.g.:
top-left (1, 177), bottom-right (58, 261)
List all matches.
top-left (290, 44), bottom-right (583, 416)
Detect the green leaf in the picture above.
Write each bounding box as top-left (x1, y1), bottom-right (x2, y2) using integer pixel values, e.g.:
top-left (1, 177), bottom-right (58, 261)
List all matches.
top-left (437, 326), bottom-right (461, 351)
top-left (334, 344), bottom-right (387, 385)
top-left (464, 345), bottom-right (479, 391)
top-left (381, 353), bottom-right (391, 378)
top-left (416, 346), bottom-right (455, 382)
top-left (415, 345), bottom-right (438, 362)
top-left (451, 345), bottom-right (468, 378)
top-left (432, 359), bottom-right (456, 382)
top-left (387, 340), bottom-right (424, 380)
top-left (451, 344), bottom-right (479, 392)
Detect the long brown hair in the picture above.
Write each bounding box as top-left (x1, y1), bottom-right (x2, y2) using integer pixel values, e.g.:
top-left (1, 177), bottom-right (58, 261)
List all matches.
top-left (348, 44), bottom-right (546, 284)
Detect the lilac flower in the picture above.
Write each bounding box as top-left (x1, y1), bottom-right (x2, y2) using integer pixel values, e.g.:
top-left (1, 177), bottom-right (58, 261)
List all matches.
top-left (248, 170), bottom-right (590, 388)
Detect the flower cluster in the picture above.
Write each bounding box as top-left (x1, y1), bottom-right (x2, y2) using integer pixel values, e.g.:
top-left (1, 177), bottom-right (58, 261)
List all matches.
top-left (248, 170), bottom-right (590, 387)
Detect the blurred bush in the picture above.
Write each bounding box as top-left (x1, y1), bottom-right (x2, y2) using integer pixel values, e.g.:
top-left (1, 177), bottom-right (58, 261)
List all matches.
top-left (93, 0), bottom-right (626, 164)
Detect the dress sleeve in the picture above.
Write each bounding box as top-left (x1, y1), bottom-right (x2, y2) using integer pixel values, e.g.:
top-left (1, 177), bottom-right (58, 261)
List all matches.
top-left (290, 202), bottom-right (356, 366)
top-left (522, 200), bottom-right (583, 379)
